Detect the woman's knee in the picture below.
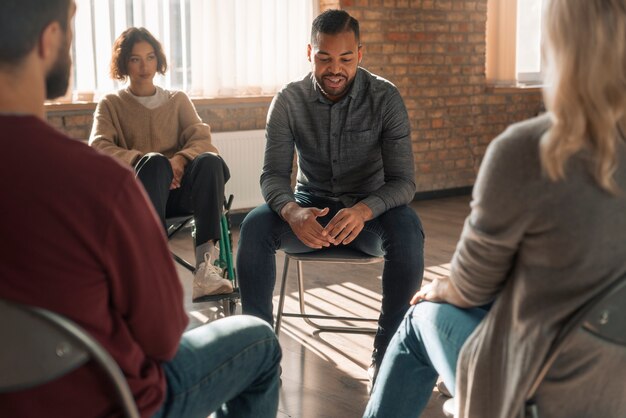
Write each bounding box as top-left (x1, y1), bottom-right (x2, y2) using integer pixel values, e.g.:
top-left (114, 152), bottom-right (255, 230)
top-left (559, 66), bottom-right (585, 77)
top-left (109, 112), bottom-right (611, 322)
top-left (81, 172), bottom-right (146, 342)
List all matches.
top-left (135, 153), bottom-right (172, 183)
top-left (409, 302), bottom-right (483, 346)
top-left (140, 152), bottom-right (169, 167)
top-left (193, 152), bottom-right (230, 181)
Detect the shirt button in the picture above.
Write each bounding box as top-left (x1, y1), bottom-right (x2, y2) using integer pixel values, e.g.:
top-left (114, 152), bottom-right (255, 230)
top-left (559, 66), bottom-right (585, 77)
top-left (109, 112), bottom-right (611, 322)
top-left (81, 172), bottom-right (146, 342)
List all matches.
top-left (331, 178), bottom-right (336, 183)
top-left (332, 159), bottom-right (337, 163)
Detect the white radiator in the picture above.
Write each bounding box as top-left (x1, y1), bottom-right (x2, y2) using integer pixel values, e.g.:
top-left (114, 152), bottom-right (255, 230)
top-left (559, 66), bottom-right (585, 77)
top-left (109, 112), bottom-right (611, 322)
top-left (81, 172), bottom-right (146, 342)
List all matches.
top-left (212, 129), bottom-right (266, 211)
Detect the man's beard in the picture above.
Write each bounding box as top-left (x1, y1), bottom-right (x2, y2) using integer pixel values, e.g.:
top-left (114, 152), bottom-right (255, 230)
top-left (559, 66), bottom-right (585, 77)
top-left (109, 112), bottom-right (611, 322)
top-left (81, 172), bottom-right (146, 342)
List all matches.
top-left (45, 39), bottom-right (71, 100)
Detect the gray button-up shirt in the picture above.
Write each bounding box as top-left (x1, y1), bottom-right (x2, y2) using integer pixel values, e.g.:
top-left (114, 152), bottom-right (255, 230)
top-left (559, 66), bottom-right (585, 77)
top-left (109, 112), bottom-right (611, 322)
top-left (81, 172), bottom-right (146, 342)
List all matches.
top-left (261, 67), bottom-right (416, 218)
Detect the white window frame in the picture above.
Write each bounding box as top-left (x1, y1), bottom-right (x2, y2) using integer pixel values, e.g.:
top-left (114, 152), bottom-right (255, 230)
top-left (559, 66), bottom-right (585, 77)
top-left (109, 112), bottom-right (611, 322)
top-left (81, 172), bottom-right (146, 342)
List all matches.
top-left (62, 0), bottom-right (316, 103)
top-left (486, 0), bottom-right (544, 87)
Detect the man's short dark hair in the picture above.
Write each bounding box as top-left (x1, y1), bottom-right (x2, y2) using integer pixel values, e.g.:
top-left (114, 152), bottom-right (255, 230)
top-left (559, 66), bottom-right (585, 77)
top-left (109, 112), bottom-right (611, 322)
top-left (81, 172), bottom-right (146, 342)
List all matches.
top-left (0, 0), bottom-right (71, 66)
top-left (310, 9), bottom-right (360, 46)
top-left (110, 27), bottom-right (168, 80)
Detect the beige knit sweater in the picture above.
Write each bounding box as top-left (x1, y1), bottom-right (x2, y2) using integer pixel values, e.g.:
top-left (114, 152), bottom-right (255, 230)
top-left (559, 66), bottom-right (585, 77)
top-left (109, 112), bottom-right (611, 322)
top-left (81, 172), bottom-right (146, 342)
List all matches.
top-left (89, 89), bottom-right (218, 166)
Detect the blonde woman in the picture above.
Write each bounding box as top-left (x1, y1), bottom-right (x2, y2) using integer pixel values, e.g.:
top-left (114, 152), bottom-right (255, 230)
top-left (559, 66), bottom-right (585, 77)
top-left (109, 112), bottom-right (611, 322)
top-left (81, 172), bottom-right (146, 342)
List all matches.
top-left (89, 27), bottom-right (232, 299)
top-left (364, 0), bottom-right (626, 417)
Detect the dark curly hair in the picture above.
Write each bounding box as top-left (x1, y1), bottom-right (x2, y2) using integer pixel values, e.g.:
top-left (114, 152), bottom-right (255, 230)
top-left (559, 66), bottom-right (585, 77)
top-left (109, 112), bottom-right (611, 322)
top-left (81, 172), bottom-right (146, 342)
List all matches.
top-left (110, 27), bottom-right (167, 80)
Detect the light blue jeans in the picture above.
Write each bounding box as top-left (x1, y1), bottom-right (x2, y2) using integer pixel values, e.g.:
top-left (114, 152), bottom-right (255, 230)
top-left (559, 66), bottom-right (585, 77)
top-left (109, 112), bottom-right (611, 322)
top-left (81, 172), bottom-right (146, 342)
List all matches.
top-left (152, 315), bottom-right (281, 418)
top-left (363, 302), bottom-right (488, 418)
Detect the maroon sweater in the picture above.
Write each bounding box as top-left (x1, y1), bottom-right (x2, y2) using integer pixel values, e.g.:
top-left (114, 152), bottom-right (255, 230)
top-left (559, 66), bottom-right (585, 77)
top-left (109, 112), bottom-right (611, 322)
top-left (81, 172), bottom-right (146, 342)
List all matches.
top-left (0, 115), bottom-right (188, 417)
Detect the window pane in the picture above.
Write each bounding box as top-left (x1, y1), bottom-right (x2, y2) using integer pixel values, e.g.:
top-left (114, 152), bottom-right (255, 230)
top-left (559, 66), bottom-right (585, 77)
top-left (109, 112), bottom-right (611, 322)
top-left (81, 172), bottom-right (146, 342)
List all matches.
top-left (71, 0), bottom-right (314, 99)
top-left (516, 0), bottom-right (543, 76)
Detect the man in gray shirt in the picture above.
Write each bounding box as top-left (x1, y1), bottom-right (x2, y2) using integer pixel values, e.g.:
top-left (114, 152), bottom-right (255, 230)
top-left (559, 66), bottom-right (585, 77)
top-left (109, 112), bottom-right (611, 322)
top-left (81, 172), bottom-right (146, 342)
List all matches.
top-left (237, 9), bottom-right (425, 386)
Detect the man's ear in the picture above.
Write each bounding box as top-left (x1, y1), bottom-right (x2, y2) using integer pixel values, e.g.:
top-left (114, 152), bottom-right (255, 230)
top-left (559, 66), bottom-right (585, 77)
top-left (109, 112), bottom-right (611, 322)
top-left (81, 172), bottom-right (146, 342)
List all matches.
top-left (37, 21), bottom-right (61, 63)
top-left (307, 44), bottom-right (312, 63)
top-left (358, 45), bottom-right (363, 64)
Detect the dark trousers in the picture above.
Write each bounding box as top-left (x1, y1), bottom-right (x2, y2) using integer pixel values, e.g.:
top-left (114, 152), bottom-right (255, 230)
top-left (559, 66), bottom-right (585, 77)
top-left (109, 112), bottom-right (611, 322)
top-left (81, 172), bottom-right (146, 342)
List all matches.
top-left (134, 152), bottom-right (230, 246)
top-left (236, 192), bottom-right (425, 356)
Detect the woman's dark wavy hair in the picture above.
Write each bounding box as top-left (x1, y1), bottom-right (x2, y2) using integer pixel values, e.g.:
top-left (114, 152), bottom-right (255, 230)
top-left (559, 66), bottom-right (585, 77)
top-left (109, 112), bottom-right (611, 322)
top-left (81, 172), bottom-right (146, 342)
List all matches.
top-left (110, 27), bottom-right (167, 80)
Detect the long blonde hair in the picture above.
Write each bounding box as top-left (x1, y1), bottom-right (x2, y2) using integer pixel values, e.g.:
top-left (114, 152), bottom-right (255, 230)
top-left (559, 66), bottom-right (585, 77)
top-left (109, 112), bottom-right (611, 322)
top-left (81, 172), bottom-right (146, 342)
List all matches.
top-left (541, 0), bottom-right (626, 193)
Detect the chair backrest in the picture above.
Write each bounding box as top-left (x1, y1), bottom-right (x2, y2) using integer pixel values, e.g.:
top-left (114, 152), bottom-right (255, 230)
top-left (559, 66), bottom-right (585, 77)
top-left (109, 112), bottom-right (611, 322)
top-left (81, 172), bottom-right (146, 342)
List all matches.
top-left (581, 278), bottom-right (626, 345)
top-left (524, 276), bottom-right (626, 418)
top-left (0, 299), bottom-right (140, 418)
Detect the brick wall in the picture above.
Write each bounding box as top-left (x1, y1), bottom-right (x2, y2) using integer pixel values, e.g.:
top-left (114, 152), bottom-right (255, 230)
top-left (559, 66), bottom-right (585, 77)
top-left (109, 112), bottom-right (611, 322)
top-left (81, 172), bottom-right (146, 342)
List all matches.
top-left (323, 0), bottom-right (544, 191)
top-left (47, 0), bottom-right (543, 194)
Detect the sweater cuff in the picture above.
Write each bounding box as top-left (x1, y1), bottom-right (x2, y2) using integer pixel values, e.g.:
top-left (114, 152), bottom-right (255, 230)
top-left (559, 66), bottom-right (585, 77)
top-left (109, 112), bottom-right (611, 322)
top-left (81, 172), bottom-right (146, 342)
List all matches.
top-left (127, 151), bottom-right (143, 167)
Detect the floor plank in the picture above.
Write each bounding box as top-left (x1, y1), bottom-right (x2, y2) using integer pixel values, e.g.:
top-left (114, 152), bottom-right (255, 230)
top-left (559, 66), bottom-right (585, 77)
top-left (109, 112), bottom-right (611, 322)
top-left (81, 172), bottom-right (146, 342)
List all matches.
top-left (169, 195), bottom-right (471, 418)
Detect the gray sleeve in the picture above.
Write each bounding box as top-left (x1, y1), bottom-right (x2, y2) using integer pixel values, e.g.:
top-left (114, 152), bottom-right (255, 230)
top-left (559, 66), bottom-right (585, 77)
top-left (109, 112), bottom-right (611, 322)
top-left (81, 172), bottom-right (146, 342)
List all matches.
top-left (360, 89), bottom-right (416, 217)
top-left (260, 93), bottom-right (297, 214)
top-left (449, 128), bottom-right (536, 305)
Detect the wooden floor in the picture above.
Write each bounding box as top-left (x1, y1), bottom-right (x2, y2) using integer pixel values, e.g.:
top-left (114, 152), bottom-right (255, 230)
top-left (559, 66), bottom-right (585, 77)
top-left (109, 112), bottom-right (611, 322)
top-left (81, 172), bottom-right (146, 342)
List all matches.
top-left (168, 195), bottom-right (471, 418)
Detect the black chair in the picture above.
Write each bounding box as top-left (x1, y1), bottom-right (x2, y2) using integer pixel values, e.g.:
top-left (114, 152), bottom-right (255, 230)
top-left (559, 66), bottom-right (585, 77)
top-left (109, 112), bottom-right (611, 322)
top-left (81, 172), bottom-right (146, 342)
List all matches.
top-left (0, 298), bottom-right (140, 418)
top-left (167, 214), bottom-right (196, 272)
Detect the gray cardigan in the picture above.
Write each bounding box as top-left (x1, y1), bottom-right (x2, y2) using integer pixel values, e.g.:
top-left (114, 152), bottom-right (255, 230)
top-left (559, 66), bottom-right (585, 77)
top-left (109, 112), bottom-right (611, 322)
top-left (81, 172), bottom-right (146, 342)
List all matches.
top-left (451, 114), bottom-right (626, 417)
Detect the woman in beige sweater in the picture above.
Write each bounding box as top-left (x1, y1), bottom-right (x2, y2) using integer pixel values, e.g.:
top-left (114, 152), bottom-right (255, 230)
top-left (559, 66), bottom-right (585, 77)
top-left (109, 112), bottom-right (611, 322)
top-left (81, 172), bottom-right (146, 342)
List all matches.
top-left (364, 0), bottom-right (626, 417)
top-left (89, 27), bottom-right (232, 300)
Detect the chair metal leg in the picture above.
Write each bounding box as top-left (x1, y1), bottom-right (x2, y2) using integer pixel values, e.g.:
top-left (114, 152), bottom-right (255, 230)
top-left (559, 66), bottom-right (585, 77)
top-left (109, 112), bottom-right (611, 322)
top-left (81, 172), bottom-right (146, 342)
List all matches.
top-left (219, 213), bottom-right (236, 281)
top-left (274, 257), bottom-right (291, 336)
top-left (275, 255), bottom-right (377, 335)
top-left (168, 217), bottom-right (195, 272)
top-left (172, 253), bottom-right (195, 272)
top-left (296, 260), bottom-right (377, 334)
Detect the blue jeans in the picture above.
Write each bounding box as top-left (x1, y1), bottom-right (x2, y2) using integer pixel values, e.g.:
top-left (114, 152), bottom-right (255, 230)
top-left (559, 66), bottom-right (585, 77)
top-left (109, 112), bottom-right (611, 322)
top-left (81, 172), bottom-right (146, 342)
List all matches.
top-left (363, 302), bottom-right (488, 418)
top-left (152, 315), bottom-right (281, 418)
top-left (236, 193), bottom-right (425, 355)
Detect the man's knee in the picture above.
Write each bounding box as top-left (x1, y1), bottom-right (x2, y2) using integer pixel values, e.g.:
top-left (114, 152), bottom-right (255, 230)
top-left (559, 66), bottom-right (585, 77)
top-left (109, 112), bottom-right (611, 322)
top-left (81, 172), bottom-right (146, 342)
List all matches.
top-left (380, 206), bottom-right (424, 248)
top-left (223, 315), bottom-right (281, 354)
top-left (239, 205), bottom-right (282, 244)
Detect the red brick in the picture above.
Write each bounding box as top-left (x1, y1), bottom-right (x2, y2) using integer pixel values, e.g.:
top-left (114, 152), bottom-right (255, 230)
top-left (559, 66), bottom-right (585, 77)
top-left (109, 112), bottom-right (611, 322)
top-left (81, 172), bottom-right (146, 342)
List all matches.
top-left (64, 114), bottom-right (93, 126)
top-left (386, 32), bottom-right (410, 42)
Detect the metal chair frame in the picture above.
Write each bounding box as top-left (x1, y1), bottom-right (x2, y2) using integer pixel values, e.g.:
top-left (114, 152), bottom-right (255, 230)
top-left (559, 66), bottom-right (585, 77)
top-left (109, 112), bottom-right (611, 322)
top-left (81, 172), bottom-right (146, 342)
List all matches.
top-left (0, 299), bottom-right (140, 418)
top-left (166, 215), bottom-right (196, 272)
top-left (274, 246), bottom-right (383, 336)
